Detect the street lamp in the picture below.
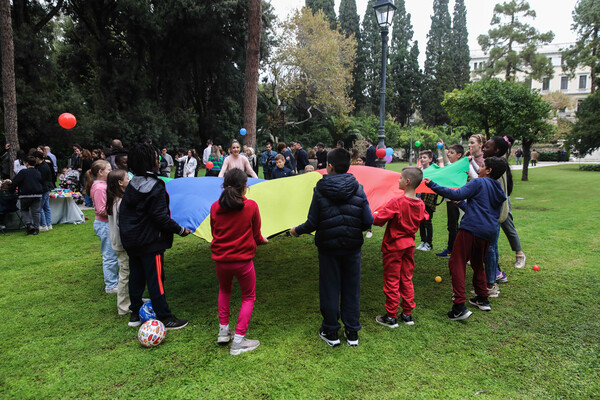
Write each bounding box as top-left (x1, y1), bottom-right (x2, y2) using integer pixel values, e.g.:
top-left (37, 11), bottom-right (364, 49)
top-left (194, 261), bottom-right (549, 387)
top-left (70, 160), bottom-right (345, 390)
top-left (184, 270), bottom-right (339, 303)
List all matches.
top-left (373, 0), bottom-right (396, 168)
top-left (280, 101), bottom-right (287, 143)
top-left (409, 116), bottom-right (415, 166)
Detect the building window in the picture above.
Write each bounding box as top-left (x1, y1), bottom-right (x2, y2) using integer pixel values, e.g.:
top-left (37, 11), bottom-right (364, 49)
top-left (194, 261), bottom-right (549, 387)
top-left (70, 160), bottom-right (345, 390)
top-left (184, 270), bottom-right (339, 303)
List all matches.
top-left (561, 76), bottom-right (568, 90)
top-left (579, 75), bottom-right (587, 89)
top-left (542, 78), bottom-right (550, 91)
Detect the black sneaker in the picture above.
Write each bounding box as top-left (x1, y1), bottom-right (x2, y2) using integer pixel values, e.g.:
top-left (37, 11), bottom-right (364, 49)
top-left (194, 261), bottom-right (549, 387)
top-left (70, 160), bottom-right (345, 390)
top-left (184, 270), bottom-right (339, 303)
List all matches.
top-left (375, 314), bottom-right (399, 328)
top-left (128, 313), bottom-right (141, 327)
top-left (469, 296), bottom-right (491, 311)
top-left (400, 313), bottom-right (415, 325)
top-left (161, 316), bottom-right (189, 330)
top-left (318, 327), bottom-right (340, 347)
top-left (344, 329), bottom-right (358, 347)
top-left (447, 304), bottom-right (473, 321)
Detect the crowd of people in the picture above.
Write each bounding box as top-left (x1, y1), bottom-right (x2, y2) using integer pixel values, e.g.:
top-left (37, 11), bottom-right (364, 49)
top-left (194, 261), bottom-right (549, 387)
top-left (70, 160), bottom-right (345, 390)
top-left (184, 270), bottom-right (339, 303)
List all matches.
top-left (1, 133), bottom-right (527, 355)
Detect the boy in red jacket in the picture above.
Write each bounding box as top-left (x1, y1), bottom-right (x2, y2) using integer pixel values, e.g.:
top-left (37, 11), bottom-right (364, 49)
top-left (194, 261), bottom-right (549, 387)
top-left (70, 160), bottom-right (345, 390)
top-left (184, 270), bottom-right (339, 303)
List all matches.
top-left (373, 167), bottom-right (428, 327)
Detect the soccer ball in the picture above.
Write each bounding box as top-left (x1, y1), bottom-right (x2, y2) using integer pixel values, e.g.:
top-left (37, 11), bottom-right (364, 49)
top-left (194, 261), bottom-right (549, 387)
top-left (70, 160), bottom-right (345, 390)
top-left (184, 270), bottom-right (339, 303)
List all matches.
top-left (139, 301), bottom-right (156, 323)
top-left (138, 319), bottom-right (166, 347)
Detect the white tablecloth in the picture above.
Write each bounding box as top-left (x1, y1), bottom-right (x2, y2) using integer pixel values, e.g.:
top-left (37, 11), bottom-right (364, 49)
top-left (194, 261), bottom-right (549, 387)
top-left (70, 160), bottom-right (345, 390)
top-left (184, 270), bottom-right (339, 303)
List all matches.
top-left (3, 197), bottom-right (85, 230)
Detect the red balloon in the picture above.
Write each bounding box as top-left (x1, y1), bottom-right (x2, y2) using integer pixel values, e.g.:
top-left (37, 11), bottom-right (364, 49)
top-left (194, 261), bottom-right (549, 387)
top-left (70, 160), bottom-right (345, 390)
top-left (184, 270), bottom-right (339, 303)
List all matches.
top-left (376, 148), bottom-right (386, 159)
top-left (58, 113), bottom-right (77, 129)
top-left (206, 161), bottom-right (214, 169)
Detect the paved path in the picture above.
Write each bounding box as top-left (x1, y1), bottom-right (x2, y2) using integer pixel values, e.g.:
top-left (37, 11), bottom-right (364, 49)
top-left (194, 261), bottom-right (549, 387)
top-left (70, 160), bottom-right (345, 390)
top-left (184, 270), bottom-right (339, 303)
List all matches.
top-left (510, 161), bottom-right (590, 170)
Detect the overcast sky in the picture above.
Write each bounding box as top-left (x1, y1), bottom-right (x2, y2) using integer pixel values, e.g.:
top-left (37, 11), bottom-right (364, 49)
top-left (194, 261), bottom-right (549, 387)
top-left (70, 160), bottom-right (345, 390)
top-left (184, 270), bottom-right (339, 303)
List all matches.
top-left (267, 0), bottom-right (579, 65)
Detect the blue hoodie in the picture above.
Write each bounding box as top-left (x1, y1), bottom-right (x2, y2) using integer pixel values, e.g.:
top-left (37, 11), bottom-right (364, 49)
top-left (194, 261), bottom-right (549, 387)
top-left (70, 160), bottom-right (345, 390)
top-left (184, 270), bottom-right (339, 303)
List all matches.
top-left (426, 177), bottom-right (506, 242)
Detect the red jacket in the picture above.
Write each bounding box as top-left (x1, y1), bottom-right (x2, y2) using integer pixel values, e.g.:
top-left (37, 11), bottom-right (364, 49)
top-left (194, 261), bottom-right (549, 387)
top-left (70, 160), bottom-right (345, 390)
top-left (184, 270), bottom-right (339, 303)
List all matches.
top-left (210, 197), bottom-right (266, 262)
top-left (373, 196), bottom-right (428, 253)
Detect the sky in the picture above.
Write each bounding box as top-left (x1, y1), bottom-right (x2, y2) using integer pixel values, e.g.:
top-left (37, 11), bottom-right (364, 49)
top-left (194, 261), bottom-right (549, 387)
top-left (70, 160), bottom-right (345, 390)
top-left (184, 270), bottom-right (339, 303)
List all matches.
top-left (267, 0), bottom-right (579, 65)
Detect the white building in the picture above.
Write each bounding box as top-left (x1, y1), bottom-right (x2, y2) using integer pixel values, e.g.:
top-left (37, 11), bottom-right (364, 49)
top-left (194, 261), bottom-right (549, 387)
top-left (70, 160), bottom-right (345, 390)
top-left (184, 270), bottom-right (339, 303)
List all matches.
top-left (470, 43), bottom-right (591, 118)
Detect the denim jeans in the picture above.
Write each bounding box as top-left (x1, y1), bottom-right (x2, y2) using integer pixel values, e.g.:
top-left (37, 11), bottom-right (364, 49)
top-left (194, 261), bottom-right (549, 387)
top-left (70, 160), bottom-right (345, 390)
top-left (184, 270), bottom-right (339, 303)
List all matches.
top-left (484, 224), bottom-right (501, 284)
top-left (39, 191), bottom-right (52, 227)
top-left (94, 220), bottom-right (119, 290)
top-left (84, 193), bottom-right (94, 207)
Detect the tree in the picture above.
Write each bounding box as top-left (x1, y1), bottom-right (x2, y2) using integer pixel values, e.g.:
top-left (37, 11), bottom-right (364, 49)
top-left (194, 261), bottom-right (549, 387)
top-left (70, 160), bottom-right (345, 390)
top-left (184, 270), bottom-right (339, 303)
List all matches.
top-left (243, 0), bottom-right (262, 150)
top-left (270, 8), bottom-right (356, 123)
top-left (360, 0), bottom-right (382, 115)
top-left (568, 90), bottom-right (600, 156)
top-left (561, 0), bottom-right (600, 93)
top-left (451, 0), bottom-right (470, 89)
top-left (443, 78), bottom-right (553, 180)
top-left (421, 0), bottom-right (454, 126)
top-left (338, 0), bottom-right (364, 112)
top-left (306, 0), bottom-right (336, 27)
top-left (543, 91), bottom-right (575, 115)
top-left (0, 0), bottom-right (19, 173)
top-left (388, 0), bottom-right (421, 125)
top-left (477, 0), bottom-right (555, 82)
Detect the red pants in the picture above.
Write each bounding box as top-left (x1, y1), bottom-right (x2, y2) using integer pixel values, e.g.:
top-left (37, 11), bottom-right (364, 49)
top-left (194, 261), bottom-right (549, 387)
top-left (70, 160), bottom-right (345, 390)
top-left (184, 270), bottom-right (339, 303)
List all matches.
top-left (215, 260), bottom-right (256, 336)
top-left (383, 248), bottom-right (416, 316)
top-left (448, 230), bottom-right (489, 304)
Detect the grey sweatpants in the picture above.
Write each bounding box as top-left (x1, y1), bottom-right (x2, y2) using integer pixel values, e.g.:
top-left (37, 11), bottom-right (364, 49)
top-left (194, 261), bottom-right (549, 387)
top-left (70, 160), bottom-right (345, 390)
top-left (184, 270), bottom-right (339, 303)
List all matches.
top-left (19, 196), bottom-right (41, 231)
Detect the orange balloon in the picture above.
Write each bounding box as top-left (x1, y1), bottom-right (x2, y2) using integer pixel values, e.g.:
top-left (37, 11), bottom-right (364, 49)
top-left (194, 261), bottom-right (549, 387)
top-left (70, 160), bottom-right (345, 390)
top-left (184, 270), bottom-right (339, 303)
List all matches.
top-left (206, 161), bottom-right (214, 169)
top-left (58, 113), bottom-right (77, 129)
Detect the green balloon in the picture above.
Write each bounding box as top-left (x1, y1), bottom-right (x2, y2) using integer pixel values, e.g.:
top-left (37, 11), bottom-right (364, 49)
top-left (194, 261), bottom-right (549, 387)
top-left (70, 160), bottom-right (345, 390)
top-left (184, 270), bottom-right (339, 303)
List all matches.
top-left (415, 141), bottom-right (421, 147)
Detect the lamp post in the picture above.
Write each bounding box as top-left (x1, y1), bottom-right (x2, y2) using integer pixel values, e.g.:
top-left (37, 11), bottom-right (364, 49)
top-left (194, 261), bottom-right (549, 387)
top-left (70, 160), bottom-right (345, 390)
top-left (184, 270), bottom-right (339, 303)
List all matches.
top-left (280, 101), bottom-right (287, 143)
top-left (373, 0), bottom-right (396, 169)
top-left (409, 116), bottom-right (415, 166)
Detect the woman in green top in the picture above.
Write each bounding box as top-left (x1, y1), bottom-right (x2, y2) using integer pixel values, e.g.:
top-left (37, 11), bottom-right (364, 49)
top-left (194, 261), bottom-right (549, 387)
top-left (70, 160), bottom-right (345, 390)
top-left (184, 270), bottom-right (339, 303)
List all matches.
top-left (206, 145), bottom-right (224, 177)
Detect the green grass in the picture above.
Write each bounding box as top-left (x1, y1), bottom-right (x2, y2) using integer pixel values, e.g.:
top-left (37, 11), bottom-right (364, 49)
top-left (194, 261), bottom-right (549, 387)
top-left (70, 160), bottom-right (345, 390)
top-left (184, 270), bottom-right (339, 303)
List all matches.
top-left (1, 165), bottom-right (598, 399)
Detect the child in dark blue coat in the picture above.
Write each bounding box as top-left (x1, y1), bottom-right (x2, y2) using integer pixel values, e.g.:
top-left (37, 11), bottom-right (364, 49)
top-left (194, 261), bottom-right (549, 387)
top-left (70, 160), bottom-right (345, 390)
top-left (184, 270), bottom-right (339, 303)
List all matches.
top-left (424, 157), bottom-right (507, 321)
top-left (271, 154), bottom-right (293, 179)
top-left (291, 148), bottom-right (373, 347)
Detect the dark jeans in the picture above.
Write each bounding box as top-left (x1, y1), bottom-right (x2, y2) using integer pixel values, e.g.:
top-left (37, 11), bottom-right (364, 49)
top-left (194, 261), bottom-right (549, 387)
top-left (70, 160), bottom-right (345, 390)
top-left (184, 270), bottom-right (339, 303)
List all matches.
top-left (419, 205), bottom-right (435, 245)
top-left (446, 202), bottom-right (460, 251)
top-left (318, 250), bottom-right (362, 332)
top-left (128, 251), bottom-right (173, 319)
top-left (19, 196), bottom-right (41, 231)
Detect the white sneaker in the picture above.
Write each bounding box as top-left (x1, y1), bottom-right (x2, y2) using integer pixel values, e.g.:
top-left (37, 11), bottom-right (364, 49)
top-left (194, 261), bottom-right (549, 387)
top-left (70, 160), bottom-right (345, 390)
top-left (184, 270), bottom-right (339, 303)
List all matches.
top-left (230, 337), bottom-right (260, 355)
top-left (416, 242), bottom-right (426, 251)
top-left (471, 283), bottom-right (500, 298)
top-left (422, 243), bottom-right (432, 251)
top-left (218, 327), bottom-right (232, 344)
top-left (48, 225), bottom-right (53, 230)
top-left (515, 253), bottom-right (526, 269)
top-left (39, 226), bottom-right (48, 232)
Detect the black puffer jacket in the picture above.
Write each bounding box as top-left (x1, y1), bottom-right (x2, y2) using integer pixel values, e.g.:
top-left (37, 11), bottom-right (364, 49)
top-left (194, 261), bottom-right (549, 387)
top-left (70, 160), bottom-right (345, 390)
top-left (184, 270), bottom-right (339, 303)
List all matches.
top-left (119, 174), bottom-right (184, 255)
top-left (295, 173), bottom-right (373, 254)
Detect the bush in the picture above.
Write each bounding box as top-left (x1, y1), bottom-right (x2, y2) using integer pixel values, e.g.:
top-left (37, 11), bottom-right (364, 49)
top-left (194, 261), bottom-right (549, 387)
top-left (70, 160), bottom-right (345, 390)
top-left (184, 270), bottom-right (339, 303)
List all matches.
top-left (579, 164), bottom-right (600, 171)
top-left (538, 151), bottom-right (570, 161)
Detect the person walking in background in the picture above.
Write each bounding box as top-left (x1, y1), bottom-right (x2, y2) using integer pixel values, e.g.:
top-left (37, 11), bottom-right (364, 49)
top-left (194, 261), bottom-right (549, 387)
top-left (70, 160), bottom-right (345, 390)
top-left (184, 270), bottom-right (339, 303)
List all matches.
top-left (160, 148), bottom-right (173, 177)
top-left (530, 149), bottom-right (538, 167)
top-left (261, 142), bottom-right (277, 180)
top-left (515, 148), bottom-right (523, 165)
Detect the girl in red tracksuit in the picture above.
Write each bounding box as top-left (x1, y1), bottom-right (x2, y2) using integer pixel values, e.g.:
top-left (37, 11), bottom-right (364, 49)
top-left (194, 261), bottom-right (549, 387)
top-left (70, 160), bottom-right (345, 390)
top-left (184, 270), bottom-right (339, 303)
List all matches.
top-left (210, 168), bottom-right (268, 356)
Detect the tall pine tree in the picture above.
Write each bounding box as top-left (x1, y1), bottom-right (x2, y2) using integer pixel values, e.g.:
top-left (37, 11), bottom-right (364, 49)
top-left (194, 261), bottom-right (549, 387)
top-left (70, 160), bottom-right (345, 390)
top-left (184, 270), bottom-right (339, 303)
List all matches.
top-left (421, 0), bottom-right (454, 126)
top-left (338, 0), bottom-right (364, 113)
top-left (360, 0), bottom-right (382, 115)
top-left (388, 0), bottom-right (421, 125)
top-left (306, 0), bottom-right (336, 27)
top-left (452, 0), bottom-right (470, 89)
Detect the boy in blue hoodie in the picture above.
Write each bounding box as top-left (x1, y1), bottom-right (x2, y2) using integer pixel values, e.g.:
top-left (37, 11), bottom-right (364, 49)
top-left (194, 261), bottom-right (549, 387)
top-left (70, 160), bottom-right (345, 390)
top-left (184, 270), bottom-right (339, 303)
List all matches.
top-left (119, 144), bottom-right (192, 329)
top-left (424, 157), bottom-right (507, 321)
top-left (291, 148), bottom-right (373, 347)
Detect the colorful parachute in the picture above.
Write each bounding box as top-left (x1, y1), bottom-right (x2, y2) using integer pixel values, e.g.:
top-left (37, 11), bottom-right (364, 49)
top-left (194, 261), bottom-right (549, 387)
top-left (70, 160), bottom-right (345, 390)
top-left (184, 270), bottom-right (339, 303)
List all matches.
top-left (166, 158), bottom-right (470, 242)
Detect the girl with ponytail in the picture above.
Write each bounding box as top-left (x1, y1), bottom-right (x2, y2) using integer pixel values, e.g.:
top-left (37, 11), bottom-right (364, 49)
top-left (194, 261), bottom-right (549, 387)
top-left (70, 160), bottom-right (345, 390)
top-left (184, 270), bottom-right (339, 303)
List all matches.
top-left (209, 168), bottom-right (268, 355)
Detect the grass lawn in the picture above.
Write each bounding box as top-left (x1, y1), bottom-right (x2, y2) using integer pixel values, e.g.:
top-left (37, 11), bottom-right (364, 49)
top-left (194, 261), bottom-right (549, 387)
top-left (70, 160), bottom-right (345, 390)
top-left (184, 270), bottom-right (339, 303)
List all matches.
top-left (1, 164), bottom-right (598, 399)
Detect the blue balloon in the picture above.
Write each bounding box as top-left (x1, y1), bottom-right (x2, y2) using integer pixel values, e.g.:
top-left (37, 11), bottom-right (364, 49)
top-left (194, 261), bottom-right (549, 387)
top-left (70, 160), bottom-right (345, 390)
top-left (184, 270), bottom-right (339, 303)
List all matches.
top-left (386, 147), bottom-right (393, 156)
top-left (437, 142), bottom-right (444, 149)
top-left (240, 128), bottom-right (247, 136)
top-left (139, 301), bottom-right (156, 323)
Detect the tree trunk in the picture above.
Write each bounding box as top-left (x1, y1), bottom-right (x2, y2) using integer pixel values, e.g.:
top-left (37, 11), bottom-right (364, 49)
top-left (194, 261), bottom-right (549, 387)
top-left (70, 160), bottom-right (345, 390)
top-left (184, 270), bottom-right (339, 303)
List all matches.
top-left (0, 0), bottom-right (19, 177)
top-left (521, 139), bottom-right (533, 181)
top-left (242, 0), bottom-right (262, 151)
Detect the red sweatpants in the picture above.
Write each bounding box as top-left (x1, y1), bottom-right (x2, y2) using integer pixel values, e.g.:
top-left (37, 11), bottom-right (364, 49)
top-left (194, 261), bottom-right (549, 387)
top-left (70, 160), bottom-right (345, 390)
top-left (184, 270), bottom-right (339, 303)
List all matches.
top-left (383, 248), bottom-right (416, 316)
top-left (448, 230), bottom-right (489, 304)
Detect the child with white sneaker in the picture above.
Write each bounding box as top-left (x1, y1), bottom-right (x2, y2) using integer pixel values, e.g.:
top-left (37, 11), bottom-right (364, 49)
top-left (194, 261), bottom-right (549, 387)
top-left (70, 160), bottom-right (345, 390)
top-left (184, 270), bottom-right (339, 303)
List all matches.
top-left (210, 168), bottom-right (268, 355)
top-left (424, 157), bottom-right (507, 321)
top-left (416, 150), bottom-right (438, 252)
top-left (373, 167), bottom-right (428, 328)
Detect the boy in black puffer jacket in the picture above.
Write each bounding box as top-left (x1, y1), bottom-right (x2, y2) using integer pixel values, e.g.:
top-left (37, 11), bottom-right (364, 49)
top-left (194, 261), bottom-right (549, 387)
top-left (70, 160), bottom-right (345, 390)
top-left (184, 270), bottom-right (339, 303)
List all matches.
top-left (291, 148), bottom-right (373, 347)
top-left (119, 144), bottom-right (192, 330)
